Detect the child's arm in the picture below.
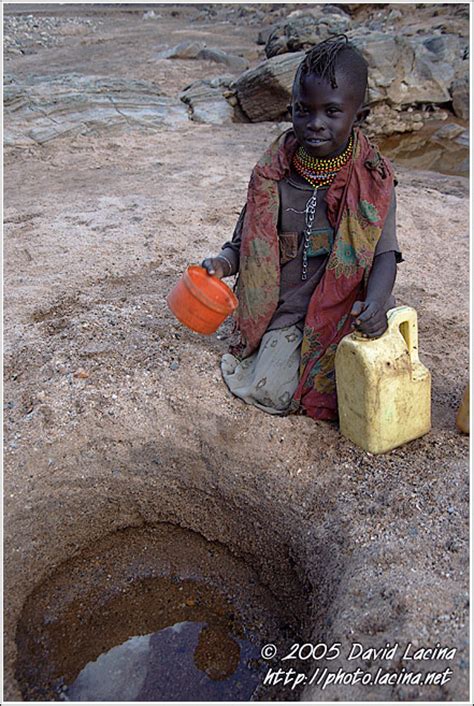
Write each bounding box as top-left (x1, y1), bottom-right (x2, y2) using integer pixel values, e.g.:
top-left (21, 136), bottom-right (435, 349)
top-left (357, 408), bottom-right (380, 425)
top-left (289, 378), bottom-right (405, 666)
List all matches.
top-left (201, 207), bottom-right (244, 279)
top-left (201, 250), bottom-right (237, 279)
top-left (351, 251), bottom-right (397, 337)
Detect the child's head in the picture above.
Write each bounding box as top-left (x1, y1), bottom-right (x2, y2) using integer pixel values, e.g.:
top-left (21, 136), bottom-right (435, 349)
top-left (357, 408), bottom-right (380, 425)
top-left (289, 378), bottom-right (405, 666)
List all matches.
top-left (291, 36), bottom-right (369, 159)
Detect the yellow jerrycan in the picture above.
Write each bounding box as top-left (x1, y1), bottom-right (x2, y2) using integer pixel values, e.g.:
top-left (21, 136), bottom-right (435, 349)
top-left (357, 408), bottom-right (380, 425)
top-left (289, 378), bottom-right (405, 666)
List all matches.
top-left (335, 306), bottom-right (431, 454)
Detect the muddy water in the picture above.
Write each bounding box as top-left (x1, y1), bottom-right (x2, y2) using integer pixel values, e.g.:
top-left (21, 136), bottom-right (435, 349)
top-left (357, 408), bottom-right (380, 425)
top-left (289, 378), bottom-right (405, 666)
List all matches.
top-left (15, 524), bottom-right (308, 701)
top-left (67, 620), bottom-right (262, 701)
top-left (18, 576), bottom-right (265, 701)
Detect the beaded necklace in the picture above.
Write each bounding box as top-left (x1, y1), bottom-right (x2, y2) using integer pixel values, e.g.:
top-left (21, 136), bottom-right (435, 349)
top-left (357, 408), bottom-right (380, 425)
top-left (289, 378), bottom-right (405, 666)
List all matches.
top-left (292, 134), bottom-right (354, 189)
top-left (292, 135), bottom-right (353, 280)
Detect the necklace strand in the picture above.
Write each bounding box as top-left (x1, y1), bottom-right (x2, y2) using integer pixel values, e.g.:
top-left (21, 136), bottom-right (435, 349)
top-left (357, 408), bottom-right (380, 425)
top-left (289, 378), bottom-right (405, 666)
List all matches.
top-left (294, 136), bottom-right (353, 279)
top-left (293, 135), bottom-right (353, 189)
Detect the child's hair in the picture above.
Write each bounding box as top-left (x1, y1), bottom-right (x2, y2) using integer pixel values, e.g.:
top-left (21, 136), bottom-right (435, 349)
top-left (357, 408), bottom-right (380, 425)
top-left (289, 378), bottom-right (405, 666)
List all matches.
top-left (294, 35), bottom-right (368, 106)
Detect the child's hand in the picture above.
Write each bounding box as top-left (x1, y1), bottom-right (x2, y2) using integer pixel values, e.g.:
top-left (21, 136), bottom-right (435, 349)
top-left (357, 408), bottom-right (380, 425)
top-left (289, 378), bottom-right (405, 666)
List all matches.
top-left (201, 257), bottom-right (229, 279)
top-left (350, 300), bottom-right (388, 338)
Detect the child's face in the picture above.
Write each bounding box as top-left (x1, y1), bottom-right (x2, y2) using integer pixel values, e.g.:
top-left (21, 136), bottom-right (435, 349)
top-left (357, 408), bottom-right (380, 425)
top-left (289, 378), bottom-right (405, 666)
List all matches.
top-left (291, 72), bottom-right (365, 159)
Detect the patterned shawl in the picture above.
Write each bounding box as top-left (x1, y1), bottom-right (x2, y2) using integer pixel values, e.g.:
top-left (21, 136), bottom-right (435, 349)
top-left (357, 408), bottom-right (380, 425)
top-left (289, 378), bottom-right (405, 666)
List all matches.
top-left (232, 127), bottom-right (394, 420)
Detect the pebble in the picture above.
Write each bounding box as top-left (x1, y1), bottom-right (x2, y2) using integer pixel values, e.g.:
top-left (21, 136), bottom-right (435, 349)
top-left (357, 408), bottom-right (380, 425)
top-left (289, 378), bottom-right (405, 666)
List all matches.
top-left (170, 361), bottom-right (179, 370)
top-left (4, 14), bottom-right (101, 57)
top-left (73, 368), bottom-right (89, 379)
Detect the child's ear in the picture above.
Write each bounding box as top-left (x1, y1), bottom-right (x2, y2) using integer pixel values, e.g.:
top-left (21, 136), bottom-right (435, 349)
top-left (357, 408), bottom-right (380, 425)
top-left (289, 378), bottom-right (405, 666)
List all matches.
top-left (354, 106), bottom-right (370, 127)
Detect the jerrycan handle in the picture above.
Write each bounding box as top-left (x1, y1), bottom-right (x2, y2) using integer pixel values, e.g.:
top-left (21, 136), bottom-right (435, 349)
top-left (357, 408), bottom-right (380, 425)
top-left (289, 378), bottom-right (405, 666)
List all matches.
top-left (386, 306), bottom-right (420, 364)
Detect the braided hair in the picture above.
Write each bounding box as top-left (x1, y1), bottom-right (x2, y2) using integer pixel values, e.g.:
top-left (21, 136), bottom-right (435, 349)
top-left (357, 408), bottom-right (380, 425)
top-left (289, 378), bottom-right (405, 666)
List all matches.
top-left (295, 35), bottom-right (368, 105)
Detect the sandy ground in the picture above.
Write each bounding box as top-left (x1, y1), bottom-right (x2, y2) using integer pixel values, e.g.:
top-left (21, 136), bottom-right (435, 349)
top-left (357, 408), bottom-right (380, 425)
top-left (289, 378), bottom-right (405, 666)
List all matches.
top-left (3, 4), bottom-right (470, 703)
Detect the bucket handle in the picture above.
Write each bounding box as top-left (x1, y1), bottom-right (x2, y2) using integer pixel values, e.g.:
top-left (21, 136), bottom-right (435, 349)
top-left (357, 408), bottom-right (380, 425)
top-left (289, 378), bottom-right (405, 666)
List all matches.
top-left (386, 306), bottom-right (419, 365)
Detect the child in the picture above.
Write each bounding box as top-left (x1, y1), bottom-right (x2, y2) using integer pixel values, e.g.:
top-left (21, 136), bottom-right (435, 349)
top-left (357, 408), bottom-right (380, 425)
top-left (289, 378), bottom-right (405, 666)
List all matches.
top-left (201, 36), bottom-right (402, 421)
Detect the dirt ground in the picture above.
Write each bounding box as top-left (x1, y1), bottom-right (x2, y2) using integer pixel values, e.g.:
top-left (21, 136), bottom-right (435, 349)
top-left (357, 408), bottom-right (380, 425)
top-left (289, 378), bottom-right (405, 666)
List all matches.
top-left (3, 3), bottom-right (470, 703)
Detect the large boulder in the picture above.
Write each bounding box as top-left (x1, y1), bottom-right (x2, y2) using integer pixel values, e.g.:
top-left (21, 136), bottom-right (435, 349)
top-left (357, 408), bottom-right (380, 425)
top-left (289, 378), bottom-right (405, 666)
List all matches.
top-left (234, 24), bottom-right (468, 123)
top-left (234, 52), bottom-right (305, 122)
top-left (3, 74), bottom-right (189, 146)
top-left (351, 32), bottom-right (464, 106)
top-left (180, 76), bottom-right (236, 125)
top-left (257, 15), bottom-right (467, 116)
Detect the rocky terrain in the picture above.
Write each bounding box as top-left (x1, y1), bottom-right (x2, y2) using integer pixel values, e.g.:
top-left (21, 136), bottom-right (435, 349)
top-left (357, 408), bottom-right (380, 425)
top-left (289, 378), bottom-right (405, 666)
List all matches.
top-left (3, 3), bottom-right (470, 703)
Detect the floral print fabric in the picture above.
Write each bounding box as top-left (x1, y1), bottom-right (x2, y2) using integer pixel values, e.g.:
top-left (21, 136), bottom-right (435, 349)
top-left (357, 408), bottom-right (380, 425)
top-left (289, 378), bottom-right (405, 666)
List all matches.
top-left (232, 128), bottom-right (394, 420)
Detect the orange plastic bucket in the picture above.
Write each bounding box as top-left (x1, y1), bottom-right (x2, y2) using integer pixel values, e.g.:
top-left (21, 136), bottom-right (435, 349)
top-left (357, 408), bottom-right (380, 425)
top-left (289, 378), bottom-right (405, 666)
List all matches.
top-left (167, 265), bottom-right (238, 335)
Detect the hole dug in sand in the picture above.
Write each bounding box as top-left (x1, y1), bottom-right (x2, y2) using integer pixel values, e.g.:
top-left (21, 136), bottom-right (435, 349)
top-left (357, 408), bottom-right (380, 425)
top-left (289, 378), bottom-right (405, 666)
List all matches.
top-left (15, 508), bottom-right (323, 700)
top-left (8, 409), bottom-right (347, 702)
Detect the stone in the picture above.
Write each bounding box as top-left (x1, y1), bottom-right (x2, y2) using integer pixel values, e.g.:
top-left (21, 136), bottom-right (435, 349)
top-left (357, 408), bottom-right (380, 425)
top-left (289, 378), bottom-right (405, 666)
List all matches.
top-left (430, 123), bottom-right (465, 143)
top-left (257, 25), bottom-right (278, 46)
top-left (196, 48), bottom-right (248, 73)
top-left (4, 74), bottom-right (189, 146)
top-left (191, 100), bottom-right (235, 125)
top-left (180, 76), bottom-right (235, 125)
top-left (364, 104), bottom-right (427, 138)
top-left (265, 13), bottom-right (351, 58)
top-left (321, 5), bottom-right (351, 17)
top-left (235, 52), bottom-right (305, 122)
top-left (350, 32), bottom-right (457, 106)
top-left (451, 77), bottom-right (469, 120)
top-left (155, 40), bottom-right (206, 60)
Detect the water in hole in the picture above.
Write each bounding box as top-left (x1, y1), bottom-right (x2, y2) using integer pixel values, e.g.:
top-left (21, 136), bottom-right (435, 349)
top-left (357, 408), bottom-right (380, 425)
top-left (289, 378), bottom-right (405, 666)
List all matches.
top-left (16, 526), bottom-right (306, 701)
top-left (66, 619), bottom-right (261, 701)
top-left (16, 573), bottom-right (287, 701)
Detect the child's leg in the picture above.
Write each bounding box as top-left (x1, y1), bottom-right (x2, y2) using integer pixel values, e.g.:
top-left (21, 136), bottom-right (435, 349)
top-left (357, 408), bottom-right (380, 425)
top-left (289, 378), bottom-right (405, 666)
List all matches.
top-left (221, 325), bottom-right (303, 415)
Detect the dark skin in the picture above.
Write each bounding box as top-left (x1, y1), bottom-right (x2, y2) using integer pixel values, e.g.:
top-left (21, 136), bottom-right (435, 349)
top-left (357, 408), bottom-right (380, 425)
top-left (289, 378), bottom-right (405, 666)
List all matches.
top-left (203, 71), bottom-right (397, 338)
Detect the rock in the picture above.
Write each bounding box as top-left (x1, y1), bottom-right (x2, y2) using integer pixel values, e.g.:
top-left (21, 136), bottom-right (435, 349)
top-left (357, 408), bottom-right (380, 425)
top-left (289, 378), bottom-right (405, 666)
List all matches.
top-left (196, 48), bottom-right (248, 73)
top-left (364, 104), bottom-right (427, 137)
top-left (3, 13), bottom-right (102, 57)
top-left (180, 76), bottom-right (235, 125)
top-left (191, 100), bottom-right (235, 125)
top-left (257, 22), bottom-right (466, 114)
top-left (379, 119), bottom-right (468, 177)
top-left (387, 8), bottom-right (402, 22)
top-left (430, 124), bottom-right (469, 163)
top-left (265, 13), bottom-right (351, 58)
top-left (235, 52), bottom-right (305, 122)
top-left (155, 40), bottom-right (206, 60)
top-left (321, 5), bottom-right (351, 17)
top-left (257, 25), bottom-right (278, 46)
top-left (73, 368), bottom-right (89, 379)
top-left (413, 32), bottom-right (467, 86)
top-left (351, 32), bottom-right (455, 106)
top-left (451, 77), bottom-right (469, 120)
top-left (430, 123), bottom-right (465, 143)
top-left (4, 74), bottom-right (189, 146)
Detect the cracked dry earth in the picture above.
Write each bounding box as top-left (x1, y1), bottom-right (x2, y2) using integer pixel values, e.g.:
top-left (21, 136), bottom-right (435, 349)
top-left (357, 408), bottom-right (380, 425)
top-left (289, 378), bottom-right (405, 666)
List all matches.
top-left (3, 3), bottom-right (470, 703)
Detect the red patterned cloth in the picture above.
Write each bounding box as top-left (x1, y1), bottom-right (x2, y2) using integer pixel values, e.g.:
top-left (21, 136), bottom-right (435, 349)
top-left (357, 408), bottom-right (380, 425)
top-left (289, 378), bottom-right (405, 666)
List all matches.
top-left (232, 128), bottom-right (394, 420)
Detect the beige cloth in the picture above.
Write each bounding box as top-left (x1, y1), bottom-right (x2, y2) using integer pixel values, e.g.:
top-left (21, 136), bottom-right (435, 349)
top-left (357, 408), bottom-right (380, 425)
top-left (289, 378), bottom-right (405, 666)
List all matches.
top-left (221, 325), bottom-right (303, 415)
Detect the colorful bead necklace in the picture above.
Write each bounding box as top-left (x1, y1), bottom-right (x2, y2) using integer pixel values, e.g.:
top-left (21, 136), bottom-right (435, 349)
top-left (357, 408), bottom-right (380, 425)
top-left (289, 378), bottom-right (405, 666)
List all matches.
top-left (293, 134), bottom-right (354, 189)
